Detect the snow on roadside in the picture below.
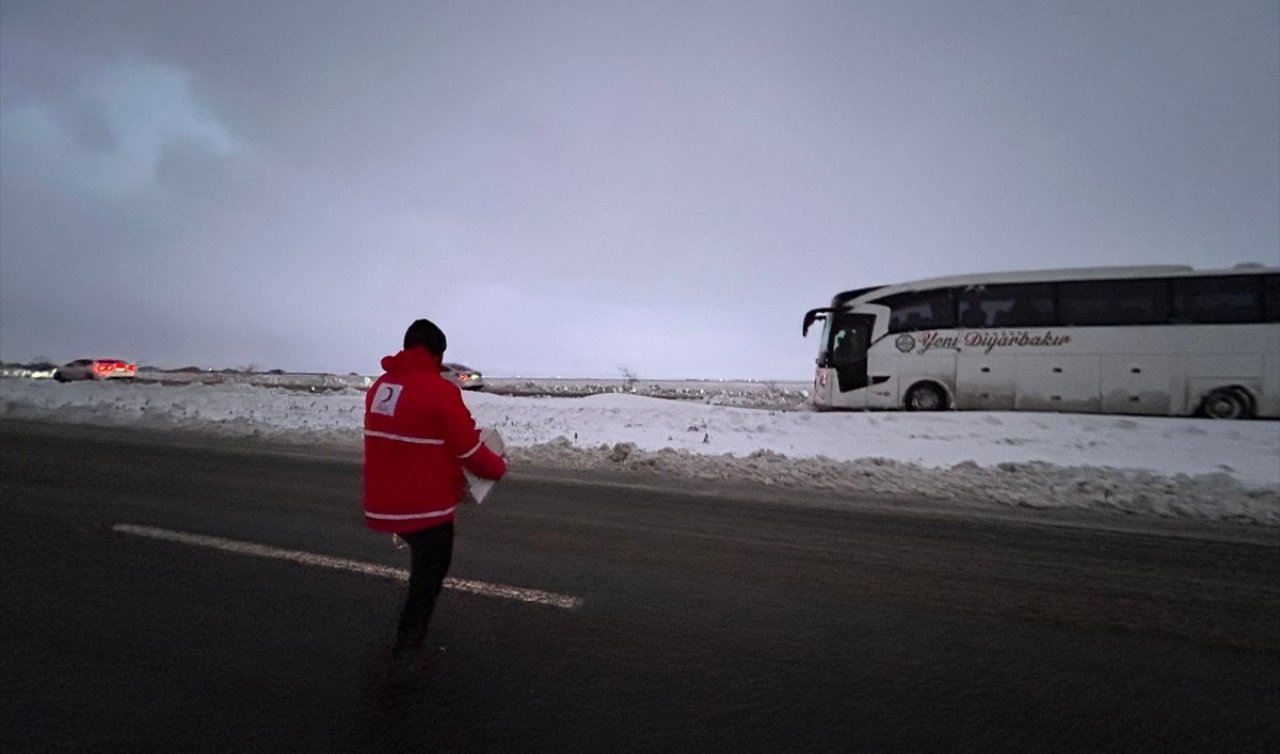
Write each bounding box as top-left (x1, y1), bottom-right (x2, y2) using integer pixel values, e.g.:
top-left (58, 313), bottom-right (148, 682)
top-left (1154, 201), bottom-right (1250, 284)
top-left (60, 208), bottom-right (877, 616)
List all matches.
top-left (2, 378), bottom-right (1277, 525)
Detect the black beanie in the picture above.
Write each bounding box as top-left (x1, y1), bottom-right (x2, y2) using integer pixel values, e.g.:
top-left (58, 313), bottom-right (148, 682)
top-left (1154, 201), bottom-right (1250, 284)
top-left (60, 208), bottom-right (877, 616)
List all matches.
top-left (403, 319), bottom-right (447, 355)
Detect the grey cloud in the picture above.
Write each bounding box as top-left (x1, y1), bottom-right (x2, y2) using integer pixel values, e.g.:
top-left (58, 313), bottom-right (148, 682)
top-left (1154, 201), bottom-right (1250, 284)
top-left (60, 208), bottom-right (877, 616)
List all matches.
top-left (2, 0), bottom-right (1277, 377)
top-left (56, 95), bottom-right (117, 153)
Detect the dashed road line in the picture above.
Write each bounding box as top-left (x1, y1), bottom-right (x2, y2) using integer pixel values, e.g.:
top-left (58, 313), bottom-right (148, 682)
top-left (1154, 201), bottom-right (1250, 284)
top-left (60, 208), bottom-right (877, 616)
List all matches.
top-left (112, 523), bottom-right (583, 610)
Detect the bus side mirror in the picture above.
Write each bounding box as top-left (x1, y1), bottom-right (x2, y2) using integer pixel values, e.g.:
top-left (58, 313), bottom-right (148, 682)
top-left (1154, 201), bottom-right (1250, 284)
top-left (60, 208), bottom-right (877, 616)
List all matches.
top-left (803, 308), bottom-right (833, 337)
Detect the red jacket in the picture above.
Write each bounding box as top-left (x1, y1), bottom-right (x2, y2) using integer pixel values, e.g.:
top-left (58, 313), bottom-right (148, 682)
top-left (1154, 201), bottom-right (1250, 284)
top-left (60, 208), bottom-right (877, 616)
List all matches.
top-left (363, 348), bottom-right (506, 533)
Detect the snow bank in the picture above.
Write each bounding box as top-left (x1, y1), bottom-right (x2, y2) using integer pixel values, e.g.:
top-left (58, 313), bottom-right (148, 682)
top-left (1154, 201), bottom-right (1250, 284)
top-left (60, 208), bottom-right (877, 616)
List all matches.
top-left (2, 378), bottom-right (1277, 525)
top-left (482, 377), bottom-right (812, 410)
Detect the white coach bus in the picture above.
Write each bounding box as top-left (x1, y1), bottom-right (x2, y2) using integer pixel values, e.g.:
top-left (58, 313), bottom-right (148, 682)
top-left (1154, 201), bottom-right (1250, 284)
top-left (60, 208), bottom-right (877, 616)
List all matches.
top-left (802, 265), bottom-right (1280, 418)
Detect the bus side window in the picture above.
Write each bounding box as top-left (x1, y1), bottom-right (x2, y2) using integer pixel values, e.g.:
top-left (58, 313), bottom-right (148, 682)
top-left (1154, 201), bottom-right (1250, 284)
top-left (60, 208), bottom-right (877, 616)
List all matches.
top-left (883, 290), bottom-right (956, 333)
top-left (959, 289), bottom-right (988, 328)
top-left (1174, 276), bottom-right (1263, 324)
top-left (1060, 279), bottom-right (1169, 326)
top-left (1265, 275), bottom-right (1280, 322)
top-left (962, 284), bottom-right (1056, 328)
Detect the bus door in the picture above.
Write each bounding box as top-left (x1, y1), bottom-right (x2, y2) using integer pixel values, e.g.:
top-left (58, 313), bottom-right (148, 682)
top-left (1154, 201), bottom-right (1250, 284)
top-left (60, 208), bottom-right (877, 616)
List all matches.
top-left (827, 312), bottom-right (876, 407)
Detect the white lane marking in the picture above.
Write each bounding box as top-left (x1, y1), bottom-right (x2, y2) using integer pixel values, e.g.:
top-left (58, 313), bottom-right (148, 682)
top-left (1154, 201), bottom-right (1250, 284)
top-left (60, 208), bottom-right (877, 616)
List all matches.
top-left (112, 524), bottom-right (583, 610)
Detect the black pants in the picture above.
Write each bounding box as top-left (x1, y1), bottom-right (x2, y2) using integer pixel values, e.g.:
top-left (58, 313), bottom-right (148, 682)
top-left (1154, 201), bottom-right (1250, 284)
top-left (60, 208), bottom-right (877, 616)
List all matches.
top-left (392, 522), bottom-right (454, 657)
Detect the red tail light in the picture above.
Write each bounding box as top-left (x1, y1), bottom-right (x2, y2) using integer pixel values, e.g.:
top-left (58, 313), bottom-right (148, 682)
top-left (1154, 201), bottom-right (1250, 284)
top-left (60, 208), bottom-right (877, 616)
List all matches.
top-left (95, 363), bottom-right (111, 373)
top-left (127, 364), bottom-right (137, 372)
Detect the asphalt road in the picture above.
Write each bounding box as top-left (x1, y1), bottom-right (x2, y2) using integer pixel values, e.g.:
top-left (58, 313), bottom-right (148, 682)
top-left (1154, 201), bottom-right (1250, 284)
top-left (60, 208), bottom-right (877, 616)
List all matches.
top-left (2, 419), bottom-right (1278, 753)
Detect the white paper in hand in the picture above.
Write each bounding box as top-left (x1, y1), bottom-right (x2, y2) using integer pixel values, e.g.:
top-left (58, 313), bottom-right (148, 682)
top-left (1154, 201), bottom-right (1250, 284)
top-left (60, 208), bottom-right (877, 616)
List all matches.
top-left (463, 427), bottom-right (505, 504)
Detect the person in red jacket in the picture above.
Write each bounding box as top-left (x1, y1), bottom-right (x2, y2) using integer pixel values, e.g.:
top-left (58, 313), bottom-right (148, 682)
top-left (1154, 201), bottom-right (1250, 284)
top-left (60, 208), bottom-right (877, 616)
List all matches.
top-left (364, 318), bottom-right (506, 674)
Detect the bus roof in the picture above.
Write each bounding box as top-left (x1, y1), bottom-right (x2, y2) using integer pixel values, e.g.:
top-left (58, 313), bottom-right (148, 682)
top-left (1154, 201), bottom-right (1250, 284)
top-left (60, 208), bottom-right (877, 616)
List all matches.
top-left (832, 264), bottom-right (1277, 307)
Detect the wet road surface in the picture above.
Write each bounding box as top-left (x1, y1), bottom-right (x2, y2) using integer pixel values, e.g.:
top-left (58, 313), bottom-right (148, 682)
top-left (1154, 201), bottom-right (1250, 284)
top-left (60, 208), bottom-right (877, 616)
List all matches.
top-left (2, 420), bottom-right (1278, 752)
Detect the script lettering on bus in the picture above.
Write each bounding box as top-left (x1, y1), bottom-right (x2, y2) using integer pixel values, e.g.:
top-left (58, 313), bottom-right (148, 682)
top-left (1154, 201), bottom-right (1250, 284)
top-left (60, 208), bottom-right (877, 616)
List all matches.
top-left (907, 330), bottom-right (1072, 355)
top-left (916, 332), bottom-right (959, 353)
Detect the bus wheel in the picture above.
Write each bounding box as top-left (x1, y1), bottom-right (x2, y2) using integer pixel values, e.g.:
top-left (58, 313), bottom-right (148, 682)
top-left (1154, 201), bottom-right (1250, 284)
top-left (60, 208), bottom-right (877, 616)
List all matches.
top-left (1202, 388), bottom-right (1249, 420)
top-left (905, 383), bottom-right (947, 411)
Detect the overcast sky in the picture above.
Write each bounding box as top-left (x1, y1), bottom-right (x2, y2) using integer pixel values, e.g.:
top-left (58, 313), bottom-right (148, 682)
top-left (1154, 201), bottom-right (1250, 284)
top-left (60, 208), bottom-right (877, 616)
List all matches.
top-left (2, 1), bottom-right (1277, 379)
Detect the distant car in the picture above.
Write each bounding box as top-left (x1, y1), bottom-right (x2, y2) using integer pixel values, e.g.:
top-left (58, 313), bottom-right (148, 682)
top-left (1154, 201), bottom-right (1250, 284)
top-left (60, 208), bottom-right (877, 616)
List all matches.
top-left (442, 362), bottom-right (485, 391)
top-left (54, 358), bottom-right (138, 382)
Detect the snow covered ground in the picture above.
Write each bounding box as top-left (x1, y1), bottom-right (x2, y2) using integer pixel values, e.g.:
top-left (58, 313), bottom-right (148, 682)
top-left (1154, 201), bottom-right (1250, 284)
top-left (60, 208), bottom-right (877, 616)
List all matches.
top-left (2, 377), bottom-right (1277, 526)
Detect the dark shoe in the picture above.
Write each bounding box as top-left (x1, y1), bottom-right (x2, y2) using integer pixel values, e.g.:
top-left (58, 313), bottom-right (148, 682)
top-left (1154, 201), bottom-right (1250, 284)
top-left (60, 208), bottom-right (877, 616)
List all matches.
top-left (380, 642), bottom-right (445, 687)
top-left (376, 654), bottom-right (415, 694)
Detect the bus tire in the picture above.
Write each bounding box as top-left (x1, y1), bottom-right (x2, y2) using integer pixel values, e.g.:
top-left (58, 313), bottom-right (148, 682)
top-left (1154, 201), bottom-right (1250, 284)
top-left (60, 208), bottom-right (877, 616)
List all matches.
top-left (1232, 387), bottom-right (1258, 418)
top-left (905, 382), bottom-right (947, 412)
top-left (1202, 387), bottom-right (1250, 420)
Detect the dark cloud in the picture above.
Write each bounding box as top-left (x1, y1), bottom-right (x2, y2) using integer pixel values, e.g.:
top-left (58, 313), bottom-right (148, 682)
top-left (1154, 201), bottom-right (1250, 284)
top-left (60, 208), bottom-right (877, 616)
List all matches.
top-left (2, 0), bottom-right (1277, 377)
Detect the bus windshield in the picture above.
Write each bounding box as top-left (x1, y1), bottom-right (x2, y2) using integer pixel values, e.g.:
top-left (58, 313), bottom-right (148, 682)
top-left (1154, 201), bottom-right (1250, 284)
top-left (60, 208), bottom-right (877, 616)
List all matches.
top-left (822, 311), bottom-right (876, 393)
top-left (817, 313), bottom-right (833, 361)
top-left (828, 311), bottom-right (871, 367)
